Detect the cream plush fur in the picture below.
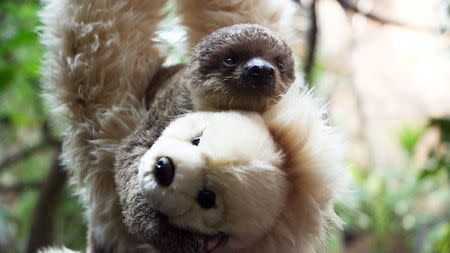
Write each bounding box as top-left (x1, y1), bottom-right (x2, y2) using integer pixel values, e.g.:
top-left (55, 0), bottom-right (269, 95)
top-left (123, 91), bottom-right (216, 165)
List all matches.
top-left (38, 0), bottom-right (346, 252)
top-left (137, 83), bottom-right (346, 253)
top-left (139, 112), bottom-right (288, 251)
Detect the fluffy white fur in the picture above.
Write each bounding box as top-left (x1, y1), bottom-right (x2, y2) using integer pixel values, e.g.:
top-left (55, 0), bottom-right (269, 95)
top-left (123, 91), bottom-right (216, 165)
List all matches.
top-left (259, 85), bottom-right (347, 253)
top-left (138, 83), bottom-right (346, 253)
top-left (39, 0), bottom-right (166, 251)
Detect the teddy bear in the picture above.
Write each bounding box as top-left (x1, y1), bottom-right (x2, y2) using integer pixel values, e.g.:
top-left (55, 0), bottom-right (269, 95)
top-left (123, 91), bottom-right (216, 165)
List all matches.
top-left (41, 83), bottom-right (346, 253)
top-left (113, 84), bottom-right (346, 253)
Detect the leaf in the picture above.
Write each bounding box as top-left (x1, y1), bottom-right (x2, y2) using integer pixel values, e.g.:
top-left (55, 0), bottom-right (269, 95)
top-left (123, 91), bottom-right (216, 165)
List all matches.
top-left (0, 67), bottom-right (15, 93)
top-left (398, 125), bottom-right (425, 156)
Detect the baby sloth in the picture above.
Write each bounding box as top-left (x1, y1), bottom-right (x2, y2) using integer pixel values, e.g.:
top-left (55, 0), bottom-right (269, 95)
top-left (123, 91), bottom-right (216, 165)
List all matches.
top-left (148, 24), bottom-right (295, 113)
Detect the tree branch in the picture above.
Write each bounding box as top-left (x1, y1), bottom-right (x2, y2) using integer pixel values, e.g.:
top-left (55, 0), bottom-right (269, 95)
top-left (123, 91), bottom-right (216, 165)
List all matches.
top-left (0, 142), bottom-right (50, 171)
top-left (0, 121), bottom-right (60, 172)
top-left (304, 0), bottom-right (318, 84)
top-left (26, 146), bottom-right (68, 253)
top-left (0, 182), bottom-right (41, 193)
top-left (336, 0), bottom-right (442, 34)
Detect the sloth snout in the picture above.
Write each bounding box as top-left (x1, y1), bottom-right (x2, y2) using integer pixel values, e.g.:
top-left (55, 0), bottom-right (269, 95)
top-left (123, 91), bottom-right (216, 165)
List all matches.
top-left (153, 156), bottom-right (175, 186)
top-left (243, 57), bottom-right (275, 82)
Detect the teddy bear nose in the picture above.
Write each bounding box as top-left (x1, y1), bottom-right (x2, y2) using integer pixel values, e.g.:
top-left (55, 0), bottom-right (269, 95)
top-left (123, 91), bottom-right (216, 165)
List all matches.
top-left (153, 157), bottom-right (175, 186)
top-left (197, 188), bottom-right (216, 209)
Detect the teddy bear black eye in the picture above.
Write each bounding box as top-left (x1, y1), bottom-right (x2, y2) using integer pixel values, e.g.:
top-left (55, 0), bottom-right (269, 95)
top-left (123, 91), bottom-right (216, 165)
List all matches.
top-left (277, 60), bottom-right (286, 73)
top-left (191, 137), bottom-right (200, 146)
top-left (223, 56), bottom-right (237, 67)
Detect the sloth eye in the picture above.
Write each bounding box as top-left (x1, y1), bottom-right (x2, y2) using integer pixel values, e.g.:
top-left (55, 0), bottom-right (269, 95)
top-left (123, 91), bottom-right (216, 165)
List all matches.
top-left (277, 61), bottom-right (286, 72)
top-left (191, 137), bottom-right (200, 146)
top-left (223, 56), bottom-right (237, 67)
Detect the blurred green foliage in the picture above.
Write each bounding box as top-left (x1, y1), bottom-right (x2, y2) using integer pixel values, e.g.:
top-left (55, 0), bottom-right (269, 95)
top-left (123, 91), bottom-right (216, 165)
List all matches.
top-left (0, 1), bottom-right (448, 253)
top-left (419, 119), bottom-right (450, 182)
top-left (399, 125), bottom-right (425, 157)
top-left (0, 1), bottom-right (85, 252)
top-left (334, 124), bottom-right (450, 253)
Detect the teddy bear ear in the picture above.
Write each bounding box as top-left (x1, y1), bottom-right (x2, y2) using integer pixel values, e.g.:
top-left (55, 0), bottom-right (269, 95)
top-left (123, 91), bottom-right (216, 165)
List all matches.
top-left (262, 80), bottom-right (346, 202)
top-left (263, 81), bottom-right (329, 147)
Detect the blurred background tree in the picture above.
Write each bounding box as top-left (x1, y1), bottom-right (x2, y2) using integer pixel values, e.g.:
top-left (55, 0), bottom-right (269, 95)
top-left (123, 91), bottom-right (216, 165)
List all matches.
top-left (0, 0), bottom-right (85, 252)
top-left (0, 0), bottom-right (448, 253)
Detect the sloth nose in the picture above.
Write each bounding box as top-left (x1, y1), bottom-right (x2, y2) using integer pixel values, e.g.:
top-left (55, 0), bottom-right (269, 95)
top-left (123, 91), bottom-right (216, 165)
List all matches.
top-left (153, 157), bottom-right (175, 186)
top-left (244, 58), bottom-right (275, 81)
top-left (197, 188), bottom-right (216, 209)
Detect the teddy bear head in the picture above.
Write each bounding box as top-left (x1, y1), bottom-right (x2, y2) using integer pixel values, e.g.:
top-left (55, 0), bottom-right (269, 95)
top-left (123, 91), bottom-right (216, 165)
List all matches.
top-left (138, 111), bottom-right (288, 251)
top-left (137, 85), bottom-right (346, 253)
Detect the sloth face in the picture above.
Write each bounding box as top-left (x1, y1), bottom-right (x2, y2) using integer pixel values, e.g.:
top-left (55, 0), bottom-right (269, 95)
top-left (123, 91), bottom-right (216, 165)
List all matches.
top-left (188, 24), bottom-right (295, 112)
top-left (138, 112), bottom-right (288, 252)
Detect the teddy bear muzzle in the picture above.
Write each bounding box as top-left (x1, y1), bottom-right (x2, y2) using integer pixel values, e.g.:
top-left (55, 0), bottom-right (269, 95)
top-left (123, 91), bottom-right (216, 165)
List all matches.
top-left (154, 157), bottom-right (217, 210)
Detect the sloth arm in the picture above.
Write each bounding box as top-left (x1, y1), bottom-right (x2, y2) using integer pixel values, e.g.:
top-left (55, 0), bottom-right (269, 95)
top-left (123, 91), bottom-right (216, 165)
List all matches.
top-left (175, 0), bottom-right (295, 48)
top-left (40, 0), bottom-right (202, 252)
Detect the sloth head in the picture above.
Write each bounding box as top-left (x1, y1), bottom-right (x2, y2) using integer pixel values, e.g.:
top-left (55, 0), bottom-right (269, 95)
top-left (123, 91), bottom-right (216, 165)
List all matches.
top-left (187, 24), bottom-right (295, 112)
top-left (138, 112), bottom-right (288, 252)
